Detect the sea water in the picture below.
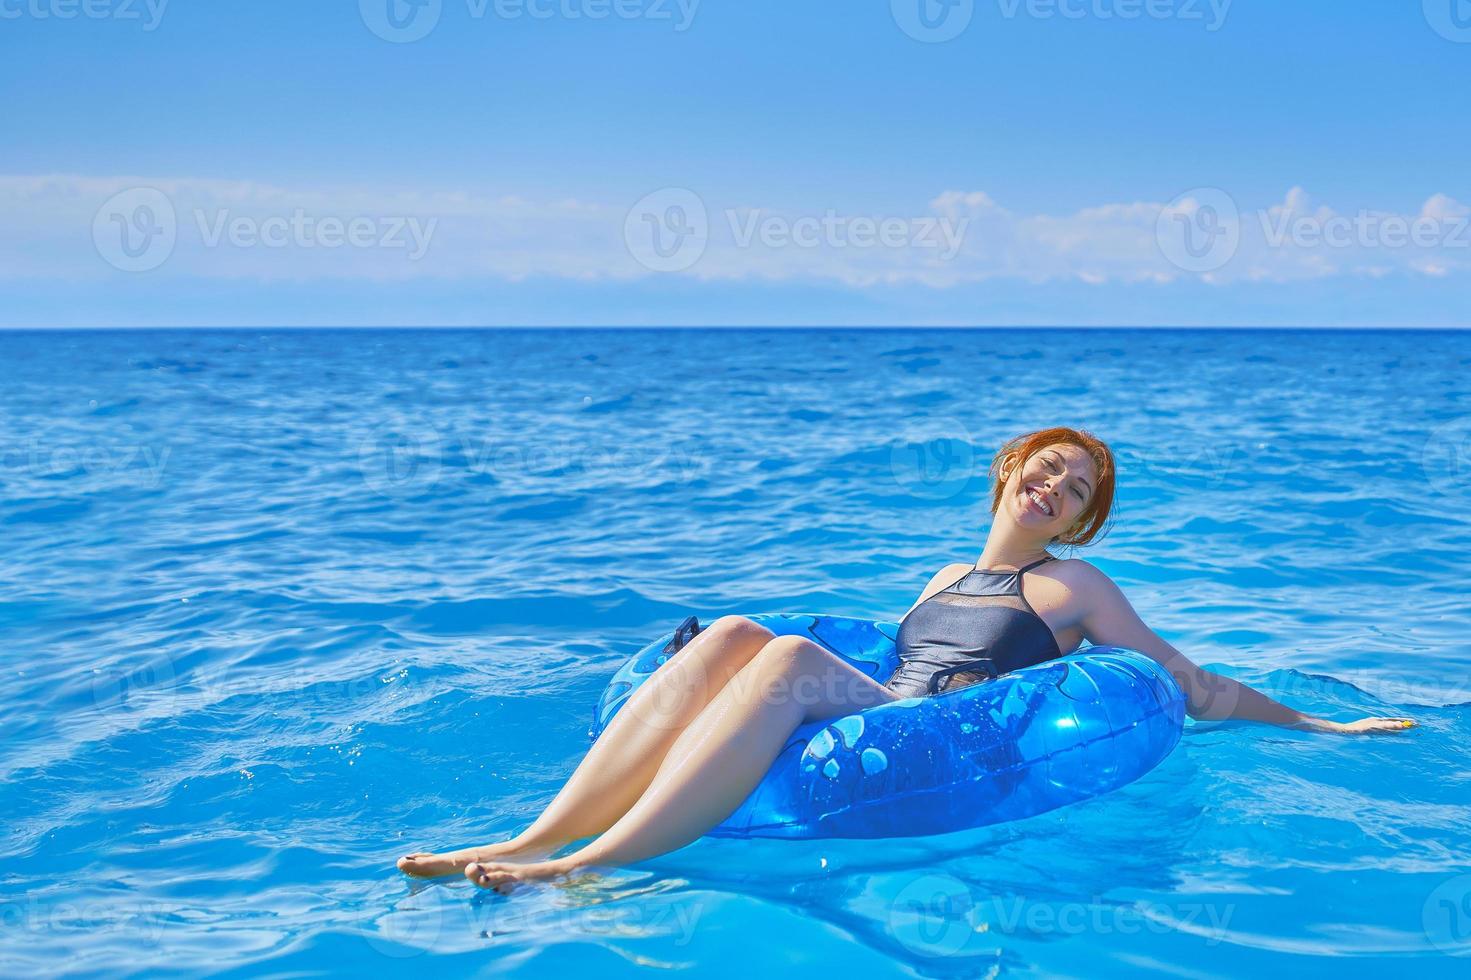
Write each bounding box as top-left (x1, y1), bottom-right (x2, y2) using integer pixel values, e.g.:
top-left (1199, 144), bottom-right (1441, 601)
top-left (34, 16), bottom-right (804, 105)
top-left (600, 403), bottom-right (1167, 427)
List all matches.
top-left (2, 327), bottom-right (1469, 977)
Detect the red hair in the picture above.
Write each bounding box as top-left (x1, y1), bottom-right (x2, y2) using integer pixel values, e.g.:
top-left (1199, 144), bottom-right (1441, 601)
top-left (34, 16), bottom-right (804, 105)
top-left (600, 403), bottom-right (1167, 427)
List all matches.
top-left (988, 427), bottom-right (1116, 547)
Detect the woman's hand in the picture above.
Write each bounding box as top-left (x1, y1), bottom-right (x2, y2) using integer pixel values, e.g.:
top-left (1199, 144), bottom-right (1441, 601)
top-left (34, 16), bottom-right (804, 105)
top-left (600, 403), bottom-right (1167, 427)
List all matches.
top-left (1298, 716), bottom-right (1417, 735)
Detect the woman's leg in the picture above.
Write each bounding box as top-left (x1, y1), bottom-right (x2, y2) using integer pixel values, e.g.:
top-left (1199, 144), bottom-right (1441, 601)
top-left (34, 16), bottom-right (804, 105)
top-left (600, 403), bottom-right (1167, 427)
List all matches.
top-left (398, 615), bottom-right (775, 877)
top-left (465, 634), bottom-right (897, 891)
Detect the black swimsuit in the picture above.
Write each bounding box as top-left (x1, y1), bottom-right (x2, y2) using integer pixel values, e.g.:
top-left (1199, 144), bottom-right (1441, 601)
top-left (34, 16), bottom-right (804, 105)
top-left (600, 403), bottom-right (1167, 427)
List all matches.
top-left (886, 555), bottom-right (1064, 697)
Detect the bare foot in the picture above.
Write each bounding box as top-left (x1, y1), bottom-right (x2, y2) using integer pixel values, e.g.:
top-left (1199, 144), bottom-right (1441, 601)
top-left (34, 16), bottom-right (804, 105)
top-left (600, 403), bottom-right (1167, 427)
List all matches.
top-left (396, 840), bottom-right (554, 878)
top-left (464, 857), bottom-right (577, 894)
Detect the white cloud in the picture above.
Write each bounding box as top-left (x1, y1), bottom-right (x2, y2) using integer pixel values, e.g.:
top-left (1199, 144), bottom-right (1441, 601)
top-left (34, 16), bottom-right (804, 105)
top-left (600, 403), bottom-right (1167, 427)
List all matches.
top-left (2, 174), bottom-right (1467, 288)
top-left (1422, 193), bottom-right (1469, 221)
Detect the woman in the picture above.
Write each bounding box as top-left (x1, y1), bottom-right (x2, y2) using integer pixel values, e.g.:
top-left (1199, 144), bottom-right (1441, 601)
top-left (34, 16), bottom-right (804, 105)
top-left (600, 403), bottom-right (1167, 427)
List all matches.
top-left (398, 426), bottom-right (1415, 892)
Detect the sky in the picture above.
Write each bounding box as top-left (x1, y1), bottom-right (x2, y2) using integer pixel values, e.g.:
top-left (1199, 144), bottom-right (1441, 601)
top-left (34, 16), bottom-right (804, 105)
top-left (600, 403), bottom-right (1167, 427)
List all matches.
top-left (2, 1), bottom-right (1468, 327)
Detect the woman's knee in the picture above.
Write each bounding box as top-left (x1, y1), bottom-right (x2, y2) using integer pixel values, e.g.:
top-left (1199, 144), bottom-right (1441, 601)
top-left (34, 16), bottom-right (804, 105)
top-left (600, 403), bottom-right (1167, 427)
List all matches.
top-left (705, 615), bottom-right (775, 649)
top-left (745, 636), bottom-right (891, 714)
top-left (629, 621), bottom-right (772, 728)
top-left (656, 616), bottom-right (773, 690)
top-left (749, 634), bottom-right (828, 676)
top-left (678, 616), bottom-right (773, 674)
top-left (749, 637), bottom-right (862, 713)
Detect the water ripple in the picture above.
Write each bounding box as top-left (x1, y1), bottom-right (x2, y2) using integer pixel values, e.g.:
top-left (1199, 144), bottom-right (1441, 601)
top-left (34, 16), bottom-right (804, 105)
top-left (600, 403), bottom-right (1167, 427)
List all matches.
top-left (2, 328), bottom-right (1470, 976)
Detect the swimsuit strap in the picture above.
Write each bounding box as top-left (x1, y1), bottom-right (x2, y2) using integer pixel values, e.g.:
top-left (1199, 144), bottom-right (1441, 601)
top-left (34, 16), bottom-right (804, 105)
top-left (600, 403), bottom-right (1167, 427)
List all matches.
top-left (973, 554), bottom-right (1056, 575)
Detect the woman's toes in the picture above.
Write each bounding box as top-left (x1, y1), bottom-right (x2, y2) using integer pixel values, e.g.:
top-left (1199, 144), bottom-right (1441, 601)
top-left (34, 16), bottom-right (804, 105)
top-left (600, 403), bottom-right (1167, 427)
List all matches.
top-left (466, 861), bottom-right (525, 894)
top-left (465, 861), bottom-right (501, 884)
top-left (399, 851), bottom-right (470, 877)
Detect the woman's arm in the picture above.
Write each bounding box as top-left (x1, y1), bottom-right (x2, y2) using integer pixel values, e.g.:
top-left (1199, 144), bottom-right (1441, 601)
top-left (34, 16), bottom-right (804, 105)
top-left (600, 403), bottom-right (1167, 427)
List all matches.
top-left (1074, 563), bottom-right (1415, 735)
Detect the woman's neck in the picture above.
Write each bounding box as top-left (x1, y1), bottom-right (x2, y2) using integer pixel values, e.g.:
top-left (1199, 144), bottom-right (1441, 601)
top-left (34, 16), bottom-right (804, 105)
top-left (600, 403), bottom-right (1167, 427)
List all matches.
top-left (975, 527), bottom-right (1052, 570)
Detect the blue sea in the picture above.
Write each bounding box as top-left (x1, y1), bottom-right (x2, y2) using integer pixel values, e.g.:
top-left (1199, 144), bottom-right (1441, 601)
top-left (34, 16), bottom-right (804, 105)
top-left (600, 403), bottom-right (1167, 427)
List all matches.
top-left (3, 327), bottom-right (1470, 978)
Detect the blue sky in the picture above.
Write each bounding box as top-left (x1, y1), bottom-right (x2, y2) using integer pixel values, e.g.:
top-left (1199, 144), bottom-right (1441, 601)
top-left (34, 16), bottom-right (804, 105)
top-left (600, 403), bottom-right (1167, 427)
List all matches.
top-left (2, 1), bottom-right (1468, 326)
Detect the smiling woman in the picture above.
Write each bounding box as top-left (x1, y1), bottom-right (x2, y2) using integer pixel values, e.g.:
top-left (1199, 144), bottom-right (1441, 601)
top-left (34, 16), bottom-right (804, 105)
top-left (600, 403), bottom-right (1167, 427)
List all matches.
top-left (885, 430), bottom-right (1117, 697)
top-left (399, 424), bottom-right (1416, 894)
top-left (989, 427), bottom-right (1115, 545)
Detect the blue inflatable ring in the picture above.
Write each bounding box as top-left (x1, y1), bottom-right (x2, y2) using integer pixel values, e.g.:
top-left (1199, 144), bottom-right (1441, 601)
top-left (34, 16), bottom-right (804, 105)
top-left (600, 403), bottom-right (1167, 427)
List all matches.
top-left (590, 613), bottom-right (1186, 840)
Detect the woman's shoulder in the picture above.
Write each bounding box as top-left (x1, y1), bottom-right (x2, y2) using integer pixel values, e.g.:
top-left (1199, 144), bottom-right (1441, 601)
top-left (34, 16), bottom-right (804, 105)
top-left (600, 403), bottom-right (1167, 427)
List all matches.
top-left (1047, 558), bottom-right (1129, 612)
top-left (925, 562), bottom-right (975, 588)
top-left (922, 561), bottom-right (976, 593)
top-left (1048, 556), bottom-right (1109, 586)
top-left (898, 562), bottom-right (976, 622)
top-left (1049, 556), bottom-right (1099, 575)
top-left (1037, 558), bottom-right (1119, 629)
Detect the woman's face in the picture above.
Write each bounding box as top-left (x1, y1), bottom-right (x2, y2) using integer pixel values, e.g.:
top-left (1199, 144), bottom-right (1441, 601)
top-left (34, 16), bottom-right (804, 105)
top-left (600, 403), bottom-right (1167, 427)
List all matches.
top-left (1002, 442), bottom-right (1098, 537)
